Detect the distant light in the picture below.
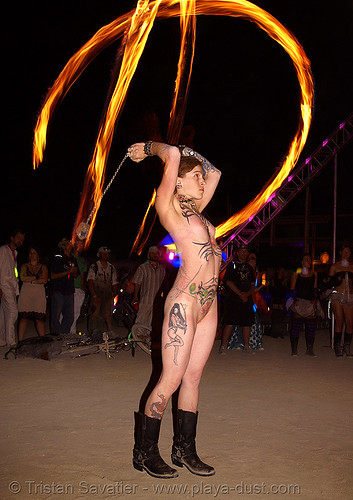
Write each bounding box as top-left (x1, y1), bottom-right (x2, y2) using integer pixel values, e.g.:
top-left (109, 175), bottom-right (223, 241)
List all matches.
top-left (168, 251), bottom-right (175, 261)
top-left (322, 139), bottom-right (328, 147)
top-left (320, 251), bottom-right (329, 264)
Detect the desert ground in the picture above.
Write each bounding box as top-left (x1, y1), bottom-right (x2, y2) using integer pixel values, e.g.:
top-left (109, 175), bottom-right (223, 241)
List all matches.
top-left (1, 319), bottom-right (352, 500)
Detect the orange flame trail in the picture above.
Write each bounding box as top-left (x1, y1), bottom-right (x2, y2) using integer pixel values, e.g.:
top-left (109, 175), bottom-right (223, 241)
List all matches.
top-left (33, 0), bottom-right (313, 248)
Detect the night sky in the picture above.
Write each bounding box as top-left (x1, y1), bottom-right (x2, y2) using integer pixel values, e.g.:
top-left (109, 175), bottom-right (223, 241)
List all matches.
top-left (3, 0), bottom-right (353, 263)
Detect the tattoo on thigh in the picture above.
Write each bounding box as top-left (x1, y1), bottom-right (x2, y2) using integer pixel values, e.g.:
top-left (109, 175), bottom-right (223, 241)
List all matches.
top-left (164, 302), bottom-right (187, 366)
top-left (150, 393), bottom-right (167, 419)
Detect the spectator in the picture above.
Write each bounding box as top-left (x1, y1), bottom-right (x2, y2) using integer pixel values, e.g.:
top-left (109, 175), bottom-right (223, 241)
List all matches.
top-left (18, 246), bottom-right (48, 341)
top-left (131, 246), bottom-right (166, 354)
top-left (0, 229), bottom-right (25, 346)
top-left (70, 239), bottom-right (87, 333)
top-left (220, 245), bottom-right (255, 353)
top-left (87, 246), bottom-right (118, 333)
top-left (289, 254), bottom-right (318, 356)
top-left (227, 252), bottom-right (264, 351)
top-left (50, 238), bottom-right (78, 335)
top-left (328, 245), bottom-right (353, 357)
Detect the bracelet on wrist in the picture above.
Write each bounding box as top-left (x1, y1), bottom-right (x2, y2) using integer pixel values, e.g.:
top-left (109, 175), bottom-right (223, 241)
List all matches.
top-left (143, 140), bottom-right (153, 156)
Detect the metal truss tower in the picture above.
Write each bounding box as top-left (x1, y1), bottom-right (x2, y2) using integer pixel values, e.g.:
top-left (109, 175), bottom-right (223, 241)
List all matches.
top-left (220, 112), bottom-right (353, 270)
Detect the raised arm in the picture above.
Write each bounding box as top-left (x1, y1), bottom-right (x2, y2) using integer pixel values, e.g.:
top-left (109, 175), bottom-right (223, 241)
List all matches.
top-left (178, 146), bottom-right (221, 212)
top-left (128, 141), bottom-right (180, 217)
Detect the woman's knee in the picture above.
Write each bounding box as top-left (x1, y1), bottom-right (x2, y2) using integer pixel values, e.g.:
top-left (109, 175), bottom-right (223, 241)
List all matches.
top-left (158, 374), bottom-right (183, 396)
top-left (181, 369), bottom-right (202, 389)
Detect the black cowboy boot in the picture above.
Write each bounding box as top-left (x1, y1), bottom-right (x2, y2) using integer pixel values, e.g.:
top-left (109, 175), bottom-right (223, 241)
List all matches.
top-left (133, 412), bottom-right (178, 478)
top-left (290, 334), bottom-right (299, 356)
top-left (171, 409), bottom-right (215, 476)
top-left (334, 332), bottom-right (343, 357)
top-left (343, 333), bottom-right (353, 357)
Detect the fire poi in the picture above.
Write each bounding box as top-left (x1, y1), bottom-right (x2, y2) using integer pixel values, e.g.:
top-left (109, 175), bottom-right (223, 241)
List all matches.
top-left (33, 0), bottom-right (314, 248)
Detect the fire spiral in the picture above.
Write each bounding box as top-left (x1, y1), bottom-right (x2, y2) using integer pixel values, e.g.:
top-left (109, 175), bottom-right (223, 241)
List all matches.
top-left (33, 0), bottom-right (313, 247)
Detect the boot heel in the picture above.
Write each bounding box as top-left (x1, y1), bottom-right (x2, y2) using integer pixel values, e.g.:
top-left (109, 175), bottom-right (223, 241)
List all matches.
top-left (132, 459), bottom-right (144, 472)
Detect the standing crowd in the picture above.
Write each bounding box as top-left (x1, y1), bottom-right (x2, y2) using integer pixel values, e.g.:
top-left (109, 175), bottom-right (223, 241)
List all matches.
top-left (0, 229), bottom-right (352, 361)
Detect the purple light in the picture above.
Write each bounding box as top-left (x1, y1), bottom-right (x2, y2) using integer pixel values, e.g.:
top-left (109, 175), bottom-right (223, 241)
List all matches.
top-left (340, 122), bottom-right (345, 129)
top-left (288, 175), bottom-right (293, 182)
top-left (322, 139), bottom-right (328, 147)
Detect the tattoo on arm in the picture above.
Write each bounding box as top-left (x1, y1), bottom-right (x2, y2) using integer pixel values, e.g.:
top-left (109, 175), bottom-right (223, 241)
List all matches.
top-left (179, 146), bottom-right (219, 175)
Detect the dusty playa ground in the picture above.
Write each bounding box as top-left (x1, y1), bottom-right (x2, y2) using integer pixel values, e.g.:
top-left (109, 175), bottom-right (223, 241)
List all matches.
top-left (1, 327), bottom-right (352, 500)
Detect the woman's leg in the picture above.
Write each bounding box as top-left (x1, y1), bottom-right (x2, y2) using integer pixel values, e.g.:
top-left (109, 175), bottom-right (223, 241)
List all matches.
top-left (35, 319), bottom-right (46, 337)
top-left (290, 317), bottom-right (302, 355)
top-left (220, 324), bottom-right (233, 349)
top-left (135, 299), bottom-right (198, 479)
top-left (304, 318), bottom-right (316, 356)
top-left (171, 305), bottom-right (217, 476)
top-left (144, 301), bottom-right (197, 418)
top-left (331, 301), bottom-right (344, 356)
top-left (178, 306), bottom-right (217, 411)
top-left (18, 318), bottom-right (28, 342)
top-left (332, 300), bottom-right (344, 331)
top-left (342, 304), bottom-right (353, 356)
top-left (343, 304), bottom-right (353, 332)
top-left (243, 326), bottom-right (251, 350)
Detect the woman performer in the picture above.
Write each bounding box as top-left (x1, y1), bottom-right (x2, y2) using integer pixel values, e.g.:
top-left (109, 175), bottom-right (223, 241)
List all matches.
top-left (328, 245), bottom-right (353, 357)
top-left (128, 141), bottom-right (222, 478)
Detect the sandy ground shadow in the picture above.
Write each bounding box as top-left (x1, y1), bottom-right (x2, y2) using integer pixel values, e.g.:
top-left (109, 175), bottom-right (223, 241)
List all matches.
top-left (1, 323), bottom-right (352, 500)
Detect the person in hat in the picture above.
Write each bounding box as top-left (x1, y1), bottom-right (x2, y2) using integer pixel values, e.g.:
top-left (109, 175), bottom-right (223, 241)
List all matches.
top-left (131, 246), bottom-right (166, 354)
top-left (50, 238), bottom-right (78, 335)
top-left (219, 244), bottom-right (255, 354)
top-left (128, 141), bottom-right (222, 479)
top-left (87, 246), bottom-right (118, 333)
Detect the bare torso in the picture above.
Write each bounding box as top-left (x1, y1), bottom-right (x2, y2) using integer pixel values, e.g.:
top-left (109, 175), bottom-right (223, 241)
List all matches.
top-left (159, 195), bottom-right (222, 323)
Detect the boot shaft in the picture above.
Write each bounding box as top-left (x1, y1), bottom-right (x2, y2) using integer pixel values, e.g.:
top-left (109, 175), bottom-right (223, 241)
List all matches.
top-left (334, 332), bottom-right (343, 357)
top-left (175, 409), bottom-right (198, 443)
top-left (343, 333), bottom-right (353, 356)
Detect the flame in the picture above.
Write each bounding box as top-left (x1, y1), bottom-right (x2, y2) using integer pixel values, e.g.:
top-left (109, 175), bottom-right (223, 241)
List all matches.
top-left (33, 0), bottom-right (313, 248)
top-left (130, 190), bottom-right (157, 255)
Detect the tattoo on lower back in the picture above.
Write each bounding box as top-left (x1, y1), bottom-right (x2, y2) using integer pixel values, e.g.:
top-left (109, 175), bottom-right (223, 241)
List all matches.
top-left (150, 393), bottom-right (167, 419)
top-left (164, 302), bottom-right (187, 366)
